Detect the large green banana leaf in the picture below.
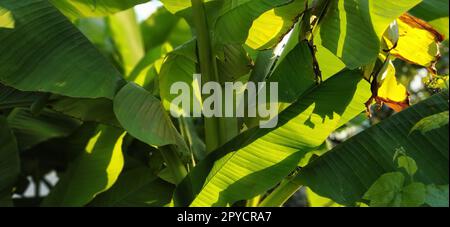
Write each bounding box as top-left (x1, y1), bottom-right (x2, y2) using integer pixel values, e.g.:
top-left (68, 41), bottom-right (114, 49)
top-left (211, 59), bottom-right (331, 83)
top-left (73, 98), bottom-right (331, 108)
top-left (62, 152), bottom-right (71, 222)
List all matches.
top-left (0, 0), bottom-right (124, 99)
top-left (268, 41), bottom-right (315, 105)
top-left (43, 126), bottom-right (126, 207)
top-left (113, 83), bottom-right (188, 153)
top-left (0, 117), bottom-right (20, 206)
top-left (295, 92), bottom-right (449, 206)
top-left (410, 0), bottom-right (449, 39)
top-left (276, 22), bottom-right (346, 81)
top-left (140, 7), bottom-right (192, 50)
top-left (174, 70), bottom-right (371, 207)
top-left (108, 9), bottom-right (145, 77)
top-left (50, 0), bottom-right (148, 20)
top-left (318, 0), bottom-right (422, 69)
top-left (410, 0), bottom-right (448, 20)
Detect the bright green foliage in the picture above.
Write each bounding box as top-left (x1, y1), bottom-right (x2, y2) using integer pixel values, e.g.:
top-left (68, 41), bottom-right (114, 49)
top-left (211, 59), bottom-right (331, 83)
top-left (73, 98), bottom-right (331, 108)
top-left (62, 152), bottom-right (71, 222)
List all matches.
top-left (89, 167), bottom-right (175, 207)
top-left (0, 0), bottom-right (124, 99)
top-left (363, 172), bottom-right (426, 207)
top-left (175, 71), bottom-right (371, 207)
top-left (295, 92), bottom-right (449, 206)
top-left (0, 0), bottom-right (448, 208)
top-left (50, 0), bottom-right (149, 20)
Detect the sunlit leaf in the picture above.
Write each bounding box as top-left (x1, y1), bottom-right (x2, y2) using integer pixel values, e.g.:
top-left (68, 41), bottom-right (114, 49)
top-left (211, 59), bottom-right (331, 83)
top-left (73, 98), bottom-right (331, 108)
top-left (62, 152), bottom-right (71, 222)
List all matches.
top-left (245, 0), bottom-right (306, 50)
top-left (376, 60), bottom-right (409, 112)
top-left (319, 0), bottom-right (421, 68)
top-left (388, 14), bottom-right (445, 73)
top-left (0, 6), bottom-right (14, 29)
top-left (295, 92), bottom-right (449, 206)
top-left (0, 0), bottom-right (124, 99)
top-left (43, 126), bottom-right (126, 206)
top-left (363, 172), bottom-right (426, 207)
top-left (50, 0), bottom-right (148, 20)
top-left (306, 187), bottom-right (343, 207)
top-left (90, 167), bottom-right (175, 207)
top-left (215, 0), bottom-right (292, 45)
top-left (108, 9), bottom-right (145, 77)
top-left (174, 70), bottom-right (371, 207)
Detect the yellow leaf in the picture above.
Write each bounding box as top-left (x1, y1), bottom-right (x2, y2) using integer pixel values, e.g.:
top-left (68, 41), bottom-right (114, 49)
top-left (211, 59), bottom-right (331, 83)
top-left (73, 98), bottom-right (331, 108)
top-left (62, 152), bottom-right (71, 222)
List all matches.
top-left (378, 62), bottom-right (408, 102)
top-left (386, 14), bottom-right (444, 73)
top-left (377, 61), bottom-right (409, 112)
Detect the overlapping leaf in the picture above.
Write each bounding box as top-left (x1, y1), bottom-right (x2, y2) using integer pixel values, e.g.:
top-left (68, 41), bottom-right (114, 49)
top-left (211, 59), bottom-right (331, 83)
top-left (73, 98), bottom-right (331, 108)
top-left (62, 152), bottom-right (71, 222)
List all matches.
top-left (114, 83), bottom-right (188, 152)
top-left (387, 14), bottom-right (445, 73)
top-left (43, 126), bottom-right (126, 207)
top-left (245, 0), bottom-right (306, 49)
top-left (108, 9), bottom-right (145, 77)
top-left (7, 108), bottom-right (82, 150)
top-left (174, 70), bottom-right (371, 207)
top-left (318, 0), bottom-right (422, 68)
top-left (89, 167), bottom-right (175, 207)
top-left (295, 92), bottom-right (449, 206)
top-left (50, 0), bottom-right (148, 20)
top-left (0, 0), bottom-right (124, 99)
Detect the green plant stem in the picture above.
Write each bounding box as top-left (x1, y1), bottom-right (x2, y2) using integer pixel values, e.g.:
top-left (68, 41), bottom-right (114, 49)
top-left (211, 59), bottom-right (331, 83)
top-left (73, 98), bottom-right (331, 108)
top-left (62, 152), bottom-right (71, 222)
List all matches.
top-left (191, 0), bottom-right (233, 152)
top-left (160, 146), bottom-right (188, 185)
top-left (259, 175), bottom-right (303, 207)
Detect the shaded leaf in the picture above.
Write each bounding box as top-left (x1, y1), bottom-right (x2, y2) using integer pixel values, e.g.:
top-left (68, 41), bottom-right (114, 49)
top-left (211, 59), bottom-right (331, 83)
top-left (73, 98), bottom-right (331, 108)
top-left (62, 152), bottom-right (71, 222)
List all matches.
top-left (48, 97), bottom-right (120, 127)
top-left (410, 111), bottom-right (449, 135)
top-left (295, 92), bottom-right (449, 206)
top-left (113, 83), bottom-right (188, 152)
top-left (7, 108), bottom-right (82, 150)
top-left (0, 84), bottom-right (40, 110)
top-left (0, 117), bottom-right (20, 206)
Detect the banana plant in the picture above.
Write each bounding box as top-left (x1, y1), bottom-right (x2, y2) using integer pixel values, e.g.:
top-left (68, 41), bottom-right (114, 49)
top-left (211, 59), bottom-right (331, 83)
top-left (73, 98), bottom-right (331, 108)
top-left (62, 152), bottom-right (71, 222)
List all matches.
top-left (0, 0), bottom-right (448, 207)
